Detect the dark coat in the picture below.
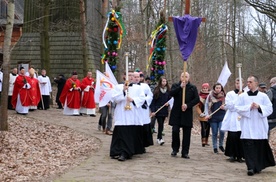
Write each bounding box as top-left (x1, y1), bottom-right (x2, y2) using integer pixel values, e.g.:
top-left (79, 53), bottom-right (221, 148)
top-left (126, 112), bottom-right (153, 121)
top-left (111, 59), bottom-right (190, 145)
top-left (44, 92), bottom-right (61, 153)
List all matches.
top-left (150, 89), bottom-right (171, 117)
top-left (208, 100), bottom-right (226, 123)
top-left (54, 76), bottom-right (66, 103)
top-left (169, 81), bottom-right (199, 127)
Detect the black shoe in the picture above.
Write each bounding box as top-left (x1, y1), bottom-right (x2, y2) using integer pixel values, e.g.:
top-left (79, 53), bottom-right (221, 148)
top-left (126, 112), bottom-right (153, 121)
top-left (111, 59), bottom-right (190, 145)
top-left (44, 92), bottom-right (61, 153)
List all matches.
top-left (181, 154), bottom-right (190, 159)
top-left (90, 114), bottom-right (96, 117)
top-left (247, 169), bottom-right (254, 176)
top-left (171, 151), bottom-right (177, 157)
top-left (118, 155), bottom-right (126, 161)
top-left (219, 146), bottom-right (225, 152)
top-left (214, 148), bottom-right (218, 154)
top-left (229, 156), bottom-right (235, 162)
top-left (236, 158), bottom-right (245, 163)
top-left (254, 169), bottom-right (261, 174)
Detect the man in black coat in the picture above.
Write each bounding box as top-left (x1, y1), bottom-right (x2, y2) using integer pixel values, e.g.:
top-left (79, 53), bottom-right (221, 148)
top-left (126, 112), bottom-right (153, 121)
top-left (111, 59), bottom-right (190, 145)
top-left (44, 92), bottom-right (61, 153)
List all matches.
top-left (54, 74), bottom-right (66, 109)
top-left (169, 72), bottom-right (199, 159)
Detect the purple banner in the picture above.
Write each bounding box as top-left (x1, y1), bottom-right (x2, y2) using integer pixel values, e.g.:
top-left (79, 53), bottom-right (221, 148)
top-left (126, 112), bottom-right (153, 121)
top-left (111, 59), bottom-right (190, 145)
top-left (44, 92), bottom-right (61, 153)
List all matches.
top-left (173, 15), bottom-right (202, 61)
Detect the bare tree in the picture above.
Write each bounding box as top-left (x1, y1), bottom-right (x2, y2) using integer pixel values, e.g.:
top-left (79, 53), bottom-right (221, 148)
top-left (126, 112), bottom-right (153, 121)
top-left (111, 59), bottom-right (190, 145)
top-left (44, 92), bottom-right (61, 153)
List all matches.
top-left (244, 0), bottom-right (276, 22)
top-left (0, 0), bottom-right (15, 131)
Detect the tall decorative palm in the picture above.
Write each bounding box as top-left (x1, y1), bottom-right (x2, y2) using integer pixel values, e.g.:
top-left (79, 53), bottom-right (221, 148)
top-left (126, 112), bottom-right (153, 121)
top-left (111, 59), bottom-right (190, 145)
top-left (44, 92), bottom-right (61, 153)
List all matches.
top-left (149, 11), bottom-right (168, 85)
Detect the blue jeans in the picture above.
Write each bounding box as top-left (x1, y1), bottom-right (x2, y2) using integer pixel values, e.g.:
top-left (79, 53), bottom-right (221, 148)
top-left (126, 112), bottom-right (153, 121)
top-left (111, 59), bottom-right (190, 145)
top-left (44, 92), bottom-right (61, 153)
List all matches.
top-left (210, 121), bottom-right (225, 149)
top-left (99, 103), bottom-right (114, 130)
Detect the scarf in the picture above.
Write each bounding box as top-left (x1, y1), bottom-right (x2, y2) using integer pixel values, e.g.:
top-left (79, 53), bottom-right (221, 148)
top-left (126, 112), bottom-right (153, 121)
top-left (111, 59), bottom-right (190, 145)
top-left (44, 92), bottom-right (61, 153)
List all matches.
top-left (208, 90), bottom-right (225, 110)
top-left (160, 87), bottom-right (167, 94)
top-left (198, 91), bottom-right (209, 107)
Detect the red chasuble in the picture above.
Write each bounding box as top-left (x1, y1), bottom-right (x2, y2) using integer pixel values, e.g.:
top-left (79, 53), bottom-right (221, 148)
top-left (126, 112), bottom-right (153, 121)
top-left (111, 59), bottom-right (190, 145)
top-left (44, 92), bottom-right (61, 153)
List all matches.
top-left (29, 77), bottom-right (41, 106)
top-left (11, 75), bottom-right (32, 108)
top-left (59, 78), bottom-right (81, 109)
top-left (80, 77), bottom-right (96, 109)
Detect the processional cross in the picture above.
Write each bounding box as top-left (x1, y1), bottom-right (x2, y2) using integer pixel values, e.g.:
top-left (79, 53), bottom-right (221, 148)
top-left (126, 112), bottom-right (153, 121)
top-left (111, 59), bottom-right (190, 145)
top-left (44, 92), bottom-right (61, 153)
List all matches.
top-left (168, 0), bottom-right (206, 106)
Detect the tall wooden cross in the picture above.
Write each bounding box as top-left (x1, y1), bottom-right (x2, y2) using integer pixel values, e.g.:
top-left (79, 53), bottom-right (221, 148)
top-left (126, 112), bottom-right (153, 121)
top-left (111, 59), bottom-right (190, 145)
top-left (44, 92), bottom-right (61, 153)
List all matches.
top-left (169, 0), bottom-right (206, 106)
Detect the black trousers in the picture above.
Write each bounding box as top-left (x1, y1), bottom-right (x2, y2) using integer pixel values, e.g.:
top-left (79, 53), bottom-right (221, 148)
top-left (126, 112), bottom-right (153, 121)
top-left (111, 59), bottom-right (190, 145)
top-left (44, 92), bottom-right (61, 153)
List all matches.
top-left (150, 116), bottom-right (156, 129)
top-left (38, 95), bottom-right (50, 110)
top-left (156, 116), bottom-right (166, 139)
top-left (8, 96), bottom-right (14, 110)
top-left (171, 125), bottom-right (192, 155)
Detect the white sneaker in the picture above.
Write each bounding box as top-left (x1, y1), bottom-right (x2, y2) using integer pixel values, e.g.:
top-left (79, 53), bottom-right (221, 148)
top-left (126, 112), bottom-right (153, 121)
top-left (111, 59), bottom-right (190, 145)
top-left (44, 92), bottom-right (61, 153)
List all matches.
top-left (157, 139), bottom-right (165, 145)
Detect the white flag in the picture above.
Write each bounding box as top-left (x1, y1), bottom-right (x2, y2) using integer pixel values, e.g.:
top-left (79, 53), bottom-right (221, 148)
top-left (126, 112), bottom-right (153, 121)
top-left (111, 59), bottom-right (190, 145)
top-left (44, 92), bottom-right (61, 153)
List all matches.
top-left (217, 61), bottom-right (231, 87)
top-left (105, 62), bottom-right (118, 85)
top-left (94, 70), bottom-right (115, 107)
top-left (168, 98), bottom-right (174, 110)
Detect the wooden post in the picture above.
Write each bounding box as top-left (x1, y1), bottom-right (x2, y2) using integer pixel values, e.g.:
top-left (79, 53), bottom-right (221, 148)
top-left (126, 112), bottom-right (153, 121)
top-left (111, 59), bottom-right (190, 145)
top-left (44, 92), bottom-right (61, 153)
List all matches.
top-left (182, 61), bottom-right (187, 104)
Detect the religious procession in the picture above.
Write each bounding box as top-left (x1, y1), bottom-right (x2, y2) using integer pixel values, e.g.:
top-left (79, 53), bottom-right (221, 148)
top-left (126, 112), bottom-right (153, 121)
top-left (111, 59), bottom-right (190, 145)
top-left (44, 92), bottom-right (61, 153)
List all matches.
top-left (0, 0), bottom-right (276, 181)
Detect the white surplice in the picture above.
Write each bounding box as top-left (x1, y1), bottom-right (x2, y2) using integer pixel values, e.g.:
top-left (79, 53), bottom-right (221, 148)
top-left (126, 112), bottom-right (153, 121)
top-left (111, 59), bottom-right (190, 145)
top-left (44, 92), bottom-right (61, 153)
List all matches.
top-left (9, 73), bottom-right (18, 96)
top-left (235, 92), bottom-right (272, 139)
top-left (140, 83), bottom-right (153, 125)
top-left (221, 90), bottom-right (241, 132)
top-left (38, 75), bottom-right (52, 95)
top-left (112, 84), bottom-right (145, 126)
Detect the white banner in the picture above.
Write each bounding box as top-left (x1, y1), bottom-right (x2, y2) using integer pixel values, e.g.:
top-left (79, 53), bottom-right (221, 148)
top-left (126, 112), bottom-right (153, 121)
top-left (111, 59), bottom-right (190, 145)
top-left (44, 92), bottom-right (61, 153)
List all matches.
top-left (217, 61), bottom-right (232, 87)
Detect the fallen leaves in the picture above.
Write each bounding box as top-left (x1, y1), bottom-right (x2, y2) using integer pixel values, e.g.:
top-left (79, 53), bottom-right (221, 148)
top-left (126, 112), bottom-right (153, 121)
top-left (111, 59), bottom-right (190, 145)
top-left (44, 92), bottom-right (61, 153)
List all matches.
top-left (0, 115), bottom-right (100, 181)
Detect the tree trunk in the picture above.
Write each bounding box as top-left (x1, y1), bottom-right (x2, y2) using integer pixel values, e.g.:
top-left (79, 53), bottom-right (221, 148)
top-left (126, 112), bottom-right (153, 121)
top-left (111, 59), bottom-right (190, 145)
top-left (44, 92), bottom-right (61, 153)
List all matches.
top-left (0, 0), bottom-right (15, 131)
top-left (231, 0), bottom-right (237, 78)
top-left (80, 0), bottom-right (88, 75)
top-left (139, 0), bottom-right (148, 74)
top-left (40, 0), bottom-right (51, 77)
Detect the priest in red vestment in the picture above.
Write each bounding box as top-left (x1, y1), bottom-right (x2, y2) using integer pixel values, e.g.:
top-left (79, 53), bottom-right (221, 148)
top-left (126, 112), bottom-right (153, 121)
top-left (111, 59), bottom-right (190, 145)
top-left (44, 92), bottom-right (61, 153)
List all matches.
top-left (80, 71), bottom-right (96, 116)
top-left (28, 68), bottom-right (41, 111)
top-left (59, 71), bottom-right (81, 115)
top-left (12, 67), bottom-right (32, 115)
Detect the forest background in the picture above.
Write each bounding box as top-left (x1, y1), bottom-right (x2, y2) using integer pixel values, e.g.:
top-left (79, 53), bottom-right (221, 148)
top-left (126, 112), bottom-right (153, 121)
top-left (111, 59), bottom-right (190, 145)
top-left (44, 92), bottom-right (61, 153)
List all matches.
top-left (108, 0), bottom-right (275, 91)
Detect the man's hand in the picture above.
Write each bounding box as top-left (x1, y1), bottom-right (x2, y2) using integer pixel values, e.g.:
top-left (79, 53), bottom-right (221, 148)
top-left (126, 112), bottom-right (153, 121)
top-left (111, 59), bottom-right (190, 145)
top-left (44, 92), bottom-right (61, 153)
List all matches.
top-left (123, 84), bottom-right (128, 91)
top-left (251, 102), bottom-right (260, 110)
top-left (181, 104), bottom-right (187, 111)
top-left (180, 81), bottom-right (187, 88)
top-left (127, 96), bottom-right (133, 102)
top-left (150, 112), bottom-right (156, 117)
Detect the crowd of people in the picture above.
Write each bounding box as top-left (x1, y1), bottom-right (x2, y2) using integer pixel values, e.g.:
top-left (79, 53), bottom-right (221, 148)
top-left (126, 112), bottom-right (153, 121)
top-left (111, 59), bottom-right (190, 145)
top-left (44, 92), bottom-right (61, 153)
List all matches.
top-left (2, 67), bottom-right (97, 118)
top-left (109, 71), bottom-right (276, 177)
top-left (1, 66), bottom-right (275, 176)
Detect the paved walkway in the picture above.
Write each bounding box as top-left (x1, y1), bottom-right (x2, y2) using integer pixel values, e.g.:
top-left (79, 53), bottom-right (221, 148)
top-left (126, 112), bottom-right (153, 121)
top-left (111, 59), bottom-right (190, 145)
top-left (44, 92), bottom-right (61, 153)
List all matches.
top-left (27, 108), bottom-right (276, 182)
